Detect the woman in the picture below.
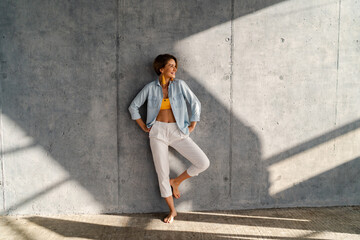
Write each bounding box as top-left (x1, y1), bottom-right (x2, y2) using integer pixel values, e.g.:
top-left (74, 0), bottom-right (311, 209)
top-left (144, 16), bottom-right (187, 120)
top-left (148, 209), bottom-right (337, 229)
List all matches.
top-left (128, 54), bottom-right (210, 223)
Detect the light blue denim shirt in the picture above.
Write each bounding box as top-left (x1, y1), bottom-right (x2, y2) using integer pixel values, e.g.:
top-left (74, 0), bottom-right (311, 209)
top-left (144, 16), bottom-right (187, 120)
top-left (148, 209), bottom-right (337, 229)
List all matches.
top-left (128, 78), bottom-right (201, 134)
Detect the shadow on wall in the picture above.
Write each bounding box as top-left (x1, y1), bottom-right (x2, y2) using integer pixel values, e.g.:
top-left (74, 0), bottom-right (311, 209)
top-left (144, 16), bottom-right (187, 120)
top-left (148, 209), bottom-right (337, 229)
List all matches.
top-left (1, 1), bottom-right (119, 214)
top-left (0, 0), bottom-right (358, 218)
top-left (275, 157), bottom-right (360, 205)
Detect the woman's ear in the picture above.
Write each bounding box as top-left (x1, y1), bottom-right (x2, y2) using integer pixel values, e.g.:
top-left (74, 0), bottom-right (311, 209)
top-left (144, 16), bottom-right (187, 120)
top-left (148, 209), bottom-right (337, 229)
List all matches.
top-left (159, 67), bottom-right (164, 74)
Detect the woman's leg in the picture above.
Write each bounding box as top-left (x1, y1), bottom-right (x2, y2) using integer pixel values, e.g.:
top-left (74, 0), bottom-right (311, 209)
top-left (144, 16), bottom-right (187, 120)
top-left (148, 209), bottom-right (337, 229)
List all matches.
top-left (150, 137), bottom-right (177, 223)
top-left (164, 196), bottom-right (177, 223)
top-left (169, 171), bottom-right (191, 198)
top-left (150, 138), bottom-right (172, 198)
top-left (170, 137), bottom-right (210, 198)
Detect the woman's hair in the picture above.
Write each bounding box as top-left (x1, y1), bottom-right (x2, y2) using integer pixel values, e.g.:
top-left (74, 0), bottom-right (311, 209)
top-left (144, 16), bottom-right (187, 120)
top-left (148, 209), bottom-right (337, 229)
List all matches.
top-left (153, 54), bottom-right (178, 76)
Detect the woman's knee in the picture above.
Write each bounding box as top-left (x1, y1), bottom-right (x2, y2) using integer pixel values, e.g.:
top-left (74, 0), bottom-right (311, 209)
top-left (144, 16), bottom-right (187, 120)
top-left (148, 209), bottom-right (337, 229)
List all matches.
top-left (198, 156), bottom-right (210, 172)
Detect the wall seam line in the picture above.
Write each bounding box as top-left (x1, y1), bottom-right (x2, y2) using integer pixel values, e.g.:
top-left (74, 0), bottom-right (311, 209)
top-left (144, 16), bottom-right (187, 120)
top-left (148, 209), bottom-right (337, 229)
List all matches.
top-left (229, 0), bottom-right (234, 199)
top-left (0, 70), bottom-right (5, 212)
top-left (334, 0), bottom-right (341, 151)
top-left (116, 0), bottom-right (120, 212)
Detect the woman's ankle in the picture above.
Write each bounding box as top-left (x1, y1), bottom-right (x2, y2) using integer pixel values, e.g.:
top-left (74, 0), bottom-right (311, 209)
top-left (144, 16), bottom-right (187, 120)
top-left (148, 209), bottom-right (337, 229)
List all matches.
top-left (171, 178), bottom-right (181, 186)
top-left (169, 210), bottom-right (177, 216)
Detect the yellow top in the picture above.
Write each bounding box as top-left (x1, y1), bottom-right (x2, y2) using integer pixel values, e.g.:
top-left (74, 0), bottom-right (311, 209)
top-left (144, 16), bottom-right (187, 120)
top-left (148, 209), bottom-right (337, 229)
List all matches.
top-left (160, 98), bottom-right (171, 110)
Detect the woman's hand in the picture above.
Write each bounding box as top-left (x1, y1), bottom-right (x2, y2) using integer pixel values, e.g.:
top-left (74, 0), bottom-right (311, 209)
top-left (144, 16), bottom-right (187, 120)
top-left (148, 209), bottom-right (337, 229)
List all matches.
top-left (143, 126), bottom-right (151, 133)
top-left (188, 126), bottom-right (195, 133)
top-left (188, 122), bottom-right (197, 133)
top-left (136, 118), bottom-right (151, 133)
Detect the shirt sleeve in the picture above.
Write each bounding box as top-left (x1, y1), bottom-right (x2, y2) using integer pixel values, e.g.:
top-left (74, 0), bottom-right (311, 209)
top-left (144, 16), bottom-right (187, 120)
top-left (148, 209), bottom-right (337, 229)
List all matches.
top-left (128, 84), bottom-right (149, 120)
top-left (180, 80), bottom-right (201, 122)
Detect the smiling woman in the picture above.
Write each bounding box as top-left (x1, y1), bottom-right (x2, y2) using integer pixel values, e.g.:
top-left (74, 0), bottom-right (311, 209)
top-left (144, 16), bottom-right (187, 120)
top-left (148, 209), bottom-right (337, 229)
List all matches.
top-left (128, 54), bottom-right (210, 224)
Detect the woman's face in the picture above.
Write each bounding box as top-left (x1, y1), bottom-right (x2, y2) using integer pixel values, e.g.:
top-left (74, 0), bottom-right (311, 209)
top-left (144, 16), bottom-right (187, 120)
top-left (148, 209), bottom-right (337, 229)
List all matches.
top-left (160, 59), bottom-right (177, 79)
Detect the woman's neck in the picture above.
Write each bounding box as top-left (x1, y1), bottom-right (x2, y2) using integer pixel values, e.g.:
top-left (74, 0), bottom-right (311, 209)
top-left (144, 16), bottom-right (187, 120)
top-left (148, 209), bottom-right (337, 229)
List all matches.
top-left (159, 76), bottom-right (170, 87)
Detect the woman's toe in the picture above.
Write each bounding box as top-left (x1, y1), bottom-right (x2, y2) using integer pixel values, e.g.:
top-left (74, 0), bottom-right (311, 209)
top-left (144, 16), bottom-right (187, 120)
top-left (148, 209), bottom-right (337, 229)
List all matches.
top-left (164, 215), bottom-right (174, 223)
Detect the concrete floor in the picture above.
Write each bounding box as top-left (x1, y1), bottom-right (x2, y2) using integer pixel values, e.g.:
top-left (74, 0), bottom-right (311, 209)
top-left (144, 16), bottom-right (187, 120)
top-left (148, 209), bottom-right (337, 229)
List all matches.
top-left (0, 206), bottom-right (359, 240)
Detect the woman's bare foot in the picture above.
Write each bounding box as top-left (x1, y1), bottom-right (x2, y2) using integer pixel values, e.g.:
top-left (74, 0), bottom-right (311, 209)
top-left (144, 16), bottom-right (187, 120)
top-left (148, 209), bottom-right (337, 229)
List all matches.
top-left (164, 211), bottom-right (177, 223)
top-left (169, 179), bottom-right (180, 198)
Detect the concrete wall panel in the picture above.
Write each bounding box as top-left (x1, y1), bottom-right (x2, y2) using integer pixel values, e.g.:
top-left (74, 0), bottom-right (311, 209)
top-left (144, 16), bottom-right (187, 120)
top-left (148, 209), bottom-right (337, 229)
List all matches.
top-left (231, 0), bottom-right (354, 208)
top-left (332, 0), bottom-right (360, 205)
top-left (336, 0), bottom-right (360, 126)
top-left (118, 0), bottom-right (232, 213)
top-left (0, 0), bottom-right (118, 214)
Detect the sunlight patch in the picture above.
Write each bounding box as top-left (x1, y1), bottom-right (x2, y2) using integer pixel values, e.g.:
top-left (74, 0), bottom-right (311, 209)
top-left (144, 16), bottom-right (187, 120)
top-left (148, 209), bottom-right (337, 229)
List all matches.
top-left (268, 127), bottom-right (360, 195)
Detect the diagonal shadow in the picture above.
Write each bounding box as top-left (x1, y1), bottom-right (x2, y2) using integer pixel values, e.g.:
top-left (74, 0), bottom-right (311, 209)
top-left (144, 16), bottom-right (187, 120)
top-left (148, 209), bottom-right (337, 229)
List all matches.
top-left (265, 119), bottom-right (360, 166)
top-left (24, 217), bottom-right (320, 240)
top-left (23, 206), bottom-right (360, 239)
top-left (0, 217), bottom-right (35, 240)
top-left (1, 143), bottom-right (38, 156)
top-left (0, 0), bottom-right (120, 214)
top-left (0, 178), bottom-right (71, 215)
top-left (274, 157), bottom-right (360, 206)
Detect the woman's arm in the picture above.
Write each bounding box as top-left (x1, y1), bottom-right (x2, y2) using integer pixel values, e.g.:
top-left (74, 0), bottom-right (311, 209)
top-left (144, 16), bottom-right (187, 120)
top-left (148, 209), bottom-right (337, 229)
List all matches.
top-left (188, 121), bottom-right (197, 133)
top-left (129, 84), bottom-right (152, 132)
top-left (179, 80), bottom-right (201, 122)
top-left (179, 81), bottom-right (200, 133)
top-left (136, 118), bottom-right (151, 133)
top-left (128, 84), bottom-right (150, 120)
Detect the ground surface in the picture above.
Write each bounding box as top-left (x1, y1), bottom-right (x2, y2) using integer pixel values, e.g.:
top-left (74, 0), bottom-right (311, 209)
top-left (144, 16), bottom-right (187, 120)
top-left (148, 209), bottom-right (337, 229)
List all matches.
top-left (1, 206), bottom-right (359, 240)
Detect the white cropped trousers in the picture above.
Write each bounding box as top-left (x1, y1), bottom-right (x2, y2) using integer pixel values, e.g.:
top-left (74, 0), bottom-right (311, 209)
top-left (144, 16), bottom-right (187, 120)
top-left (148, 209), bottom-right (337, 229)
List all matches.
top-left (149, 121), bottom-right (210, 198)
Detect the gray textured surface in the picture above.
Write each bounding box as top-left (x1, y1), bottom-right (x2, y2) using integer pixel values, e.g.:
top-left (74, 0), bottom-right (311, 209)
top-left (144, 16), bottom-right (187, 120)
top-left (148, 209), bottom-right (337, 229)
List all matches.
top-left (232, 0), bottom-right (338, 208)
top-left (0, 0), bottom-right (359, 215)
top-left (0, 0), bottom-right (118, 214)
top-left (1, 207), bottom-right (360, 240)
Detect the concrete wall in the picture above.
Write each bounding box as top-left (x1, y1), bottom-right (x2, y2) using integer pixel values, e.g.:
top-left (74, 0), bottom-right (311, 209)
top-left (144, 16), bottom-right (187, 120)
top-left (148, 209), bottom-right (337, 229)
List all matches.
top-left (0, 0), bottom-right (359, 215)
